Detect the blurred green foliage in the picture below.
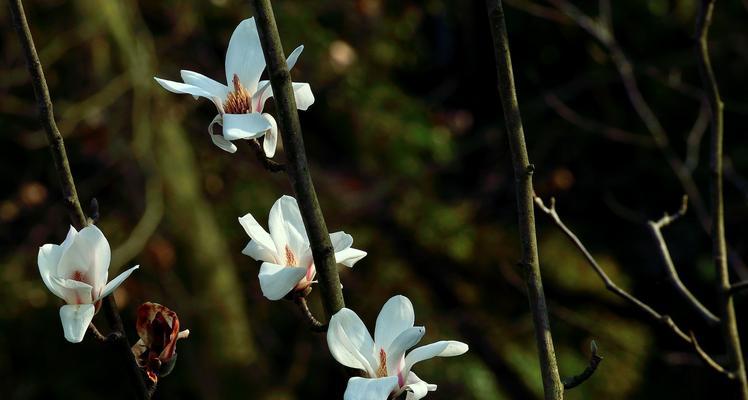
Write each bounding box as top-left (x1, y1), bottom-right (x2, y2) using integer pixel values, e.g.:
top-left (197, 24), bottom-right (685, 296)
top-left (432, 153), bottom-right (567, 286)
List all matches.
top-left (1, 0), bottom-right (748, 399)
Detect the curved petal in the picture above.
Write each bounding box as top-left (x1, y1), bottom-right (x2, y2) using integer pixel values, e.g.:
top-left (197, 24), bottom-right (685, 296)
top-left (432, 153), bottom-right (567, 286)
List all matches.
top-left (97, 265), bottom-right (139, 301)
top-left (335, 248), bottom-right (368, 268)
top-left (343, 376), bottom-right (399, 400)
top-left (255, 81), bottom-right (315, 112)
top-left (327, 308), bottom-right (377, 376)
top-left (257, 262), bottom-right (307, 300)
top-left (38, 243), bottom-right (65, 299)
top-left (375, 295), bottom-right (415, 351)
top-left (51, 276), bottom-right (94, 305)
top-left (222, 113), bottom-right (272, 141)
top-left (261, 113), bottom-right (278, 158)
top-left (403, 372), bottom-right (436, 400)
top-left (180, 70), bottom-right (229, 99)
top-left (238, 212), bottom-right (276, 260)
top-left (154, 77), bottom-right (214, 99)
top-left (286, 45), bottom-right (304, 70)
top-left (386, 327), bottom-right (425, 375)
top-left (403, 341), bottom-right (469, 379)
top-left (225, 18), bottom-right (265, 92)
top-left (56, 225), bottom-right (111, 294)
top-left (330, 231), bottom-right (354, 251)
top-left (59, 304), bottom-right (95, 343)
top-left (268, 196), bottom-right (308, 262)
top-left (208, 114), bottom-right (238, 153)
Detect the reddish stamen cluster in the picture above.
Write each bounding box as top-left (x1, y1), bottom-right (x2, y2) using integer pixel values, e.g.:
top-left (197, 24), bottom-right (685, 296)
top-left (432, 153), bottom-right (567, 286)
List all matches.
top-left (285, 245), bottom-right (297, 266)
top-left (224, 74), bottom-right (252, 114)
top-left (376, 348), bottom-right (388, 378)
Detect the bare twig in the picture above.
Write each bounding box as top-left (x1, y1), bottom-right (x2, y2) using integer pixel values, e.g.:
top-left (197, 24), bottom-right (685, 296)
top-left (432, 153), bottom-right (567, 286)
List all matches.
top-left (534, 196), bottom-right (732, 378)
top-left (562, 340), bottom-right (603, 390)
top-left (89, 323), bottom-right (107, 342)
top-left (293, 295), bottom-right (327, 333)
top-left (729, 281), bottom-right (748, 296)
top-left (486, 1), bottom-right (563, 398)
top-left (647, 195), bottom-right (719, 325)
top-left (695, 0), bottom-right (748, 396)
top-left (252, 0), bottom-right (345, 319)
top-left (246, 138), bottom-right (286, 172)
top-left (7, 1), bottom-right (150, 397)
top-left (690, 331), bottom-right (736, 379)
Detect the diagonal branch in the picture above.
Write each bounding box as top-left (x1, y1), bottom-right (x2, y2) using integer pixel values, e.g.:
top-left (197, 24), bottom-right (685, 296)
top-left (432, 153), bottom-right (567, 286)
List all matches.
top-left (647, 195), bottom-right (719, 325)
top-left (7, 0), bottom-right (150, 397)
top-left (251, 0), bottom-right (345, 320)
top-left (562, 340), bottom-right (603, 390)
top-left (534, 196), bottom-right (733, 379)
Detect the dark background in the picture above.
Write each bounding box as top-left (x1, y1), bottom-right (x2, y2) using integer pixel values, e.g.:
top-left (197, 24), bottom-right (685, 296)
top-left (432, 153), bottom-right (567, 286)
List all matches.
top-left (2, 0), bottom-right (748, 399)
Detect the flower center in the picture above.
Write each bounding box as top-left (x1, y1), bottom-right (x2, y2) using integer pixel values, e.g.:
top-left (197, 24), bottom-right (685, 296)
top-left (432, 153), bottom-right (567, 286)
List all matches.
top-left (285, 245), bottom-right (297, 266)
top-left (224, 74), bottom-right (253, 114)
top-left (376, 348), bottom-right (388, 378)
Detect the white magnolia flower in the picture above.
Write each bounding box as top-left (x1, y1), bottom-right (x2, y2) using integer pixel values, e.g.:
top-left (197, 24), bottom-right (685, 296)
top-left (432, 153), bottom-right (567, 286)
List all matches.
top-left (37, 225), bottom-right (139, 343)
top-left (154, 17), bottom-right (314, 157)
top-left (327, 295), bottom-right (469, 400)
top-left (238, 195), bottom-right (366, 300)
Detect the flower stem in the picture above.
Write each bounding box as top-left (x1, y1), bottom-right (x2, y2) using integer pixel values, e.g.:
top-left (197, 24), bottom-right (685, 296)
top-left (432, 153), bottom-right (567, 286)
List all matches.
top-left (485, 1), bottom-right (563, 398)
top-left (251, 0), bottom-right (345, 320)
top-left (7, 0), bottom-right (149, 397)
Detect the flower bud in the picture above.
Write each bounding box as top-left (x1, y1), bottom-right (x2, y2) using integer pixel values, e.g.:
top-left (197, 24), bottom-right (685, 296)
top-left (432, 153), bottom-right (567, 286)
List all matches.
top-left (132, 302), bottom-right (189, 382)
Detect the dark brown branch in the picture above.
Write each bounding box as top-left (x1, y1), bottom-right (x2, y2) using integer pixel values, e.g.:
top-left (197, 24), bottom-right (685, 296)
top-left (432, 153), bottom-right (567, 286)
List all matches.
top-left (562, 340), bottom-right (603, 390)
top-left (534, 196), bottom-right (732, 378)
top-left (247, 138), bottom-right (286, 172)
top-left (695, 0), bottom-right (748, 395)
top-left (293, 295), bottom-right (326, 333)
top-left (486, 1), bottom-right (563, 398)
top-left (647, 195), bottom-right (719, 325)
top-left (7, 1), bottom-right (150, 397)
top-left (251, 0), bottom-right (345, 319)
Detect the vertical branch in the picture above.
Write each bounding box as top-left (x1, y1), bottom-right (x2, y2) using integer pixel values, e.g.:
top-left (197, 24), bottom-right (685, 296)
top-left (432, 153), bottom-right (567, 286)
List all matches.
top-left (251, 0), bottom-right (345, 319)
top-left (485, 1), bottom-right (563, 398)
top-left (695, 0), bottom-right (748, 397)
top-left (7, 0), bottom-right (149, 397)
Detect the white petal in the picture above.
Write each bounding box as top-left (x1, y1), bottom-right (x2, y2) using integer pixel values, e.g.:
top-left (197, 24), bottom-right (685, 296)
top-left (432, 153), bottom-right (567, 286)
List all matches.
top-left (403, 341), bottom-right (469, 379)
top-left (180, 70), bottom-right (229, 99)
top-left (257, 262), bottom-right (307, 300)
top-left (286, 45), bottom-right (304, 70)
top-left (59, 304), bottom-right (95, 343)
top-left (327, 308), bottom-right (378, 376)
top-left (222, 113), bottom-right (272, 141)
top-left (344, 376), bottom-right (399, 400)
top-left (254, 81), bottom-right (315, 112)
top-left (335, 248), bottom-right (368, 268)
top-left (56, 225), bottom-right (111, 294)
top-left (403, 372), bottom-right (436, 400)
top-left (330, 231), bottom-right (354, 251)
top-left (225, 18), bottom-right (265, 92)
top-left (262, 113), bottom-right (278, 158)
top-left (238, 212), bottom-right (276, 261)
top-left (386, 327), bottom-right (425, 375)
top-left (208, 114), bottom-right (238, 153)
top-left (154, 77), bottom-right (214, 99)
top-left (38, 244), bottom-right (65, 299)
top-left (375, 295), bottom-right (415, 351)
top-left (51, 276), bottom-right (94, 305)
top-left (268, 196), bottom-right (308, 261)
top-left (97, 265), bottom-right (139, 301)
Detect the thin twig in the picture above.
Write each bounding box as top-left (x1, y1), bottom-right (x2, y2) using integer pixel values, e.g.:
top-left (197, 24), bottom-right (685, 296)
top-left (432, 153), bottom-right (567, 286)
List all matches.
top-left (729, 281), bottom-right (748, 296)
top-left (246, 138), bottom-right (286, 172)
top-left (251, 0), bottom-right (345, 320)
top-left (647, 195), bottom-right (719, 325)
top-left (562, 340), bottom-right (603, 390)
top-left (89, 323), bottom-right (107, 342)
top-left (690, 332), bottom-right (736, 379)
top-left (293, 295), bottom-right (327, 333)
top-left (695, 0), bottom-right (748, 395)
top-left (7, 1), bottom-right (150, 397)
top-left (534, 196), bottom-right (732, 378)
top-left (486, 1), bottom-right (563, 398)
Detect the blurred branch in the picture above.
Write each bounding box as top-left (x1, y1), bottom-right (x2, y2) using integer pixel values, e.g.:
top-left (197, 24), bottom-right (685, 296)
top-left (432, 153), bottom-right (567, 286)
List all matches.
top-left (685, 102), bottom-right (710, 172)
top-left (562, 340), bottom-right (603, 390)
top-left (252, 0), bottom-right (345, 320)
top-left (486, 1), bottom-right (563, 398)
top-left (293, 294), bottom-right (326, 333)
top-left (7, 0), bottom-right (150, 397)
top-left (534, 196), bottom-right (733, 378)
top-left (695, 0), bottom-right (748, 396)
top-left (647, 196), bottom-right (719, 325)
top-left (247, 138), bottom-right (286, 172)
top-left (729, 281), bottom-right (748, 296)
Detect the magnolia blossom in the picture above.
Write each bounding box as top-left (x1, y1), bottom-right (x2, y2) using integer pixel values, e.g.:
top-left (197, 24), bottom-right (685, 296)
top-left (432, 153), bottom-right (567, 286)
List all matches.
top-left (37, 225), bottom-right (139, 343)
top-left (327, 295), bottom-right (469, 400)
top-left (132, 302), bottom-right (190, 383)
top-left (154, 17), bottom-right (314, 157)
top-left (238, 195), bottom-right (366, 300)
